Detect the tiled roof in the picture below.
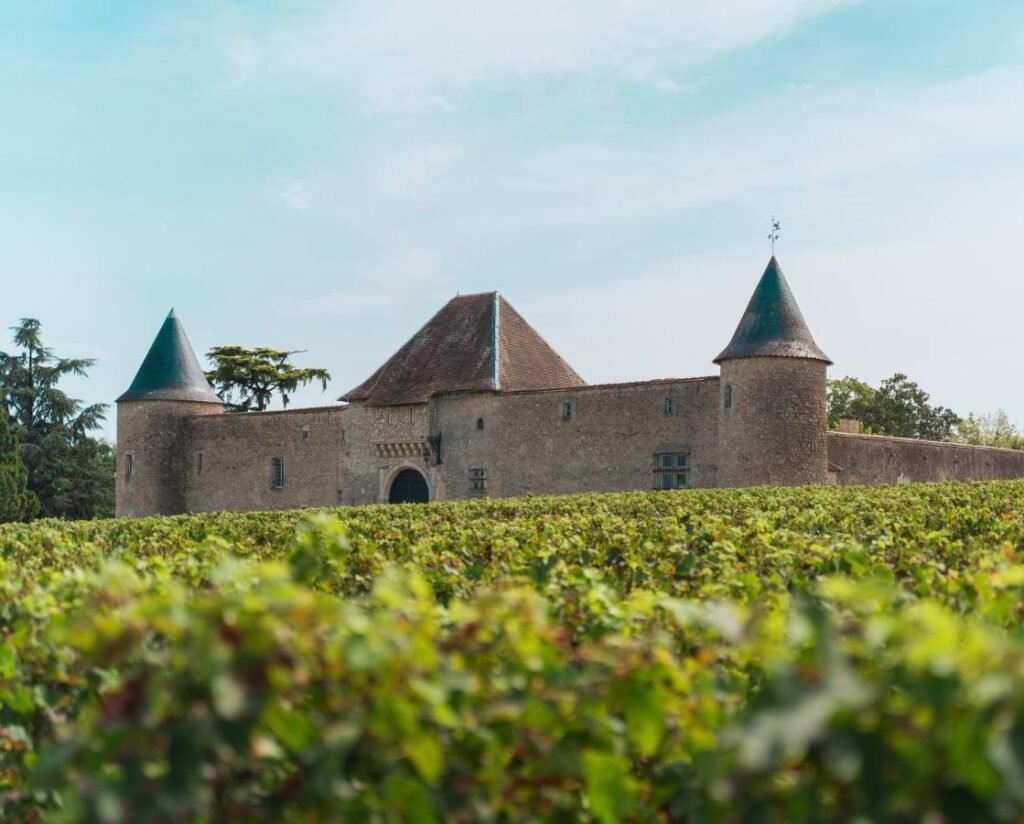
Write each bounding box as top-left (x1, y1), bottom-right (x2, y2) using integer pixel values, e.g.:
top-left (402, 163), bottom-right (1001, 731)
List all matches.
top-left (118, 310), bottom-right (223, 404)
top-left (714, 256), bottom-right (831, 364)
top-left (342, 292), bottom-right (585, 405)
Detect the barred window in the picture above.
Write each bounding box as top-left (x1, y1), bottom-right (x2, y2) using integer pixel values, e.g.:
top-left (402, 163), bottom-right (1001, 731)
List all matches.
top-left (271, 457), bottom-right (285, 490)
top-left (654, 453), bottom-right (688, 490)
top-left (469, 467), bottom-right (487, 493)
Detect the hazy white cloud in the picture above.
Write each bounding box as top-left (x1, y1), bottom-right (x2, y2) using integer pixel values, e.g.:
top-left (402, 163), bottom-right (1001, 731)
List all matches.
top-left (283, 248), bottom-right (450, 318)
top-left (320, 67), bottom-right (1024, 241)
top-left (146, 0), bottom-right (860, 106)
top-left (277, 178), bottom-right (312, 209)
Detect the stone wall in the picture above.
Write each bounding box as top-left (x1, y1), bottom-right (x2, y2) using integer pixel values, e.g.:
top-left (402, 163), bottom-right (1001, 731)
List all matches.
top-left (116, 400), bottom-right (223, 517)
top-left (183, 406), bottom-right (349, 513)
top-left (120, 374), bottom-right (1024, 518)
top-left (827, 432), bottom-right (1024, 485)
top-left (430, 378), bottom-right (721, 499)
top-left (179, 402), bottom-right (438, 513)
top-left (718, 357), bottom-right (828, 487)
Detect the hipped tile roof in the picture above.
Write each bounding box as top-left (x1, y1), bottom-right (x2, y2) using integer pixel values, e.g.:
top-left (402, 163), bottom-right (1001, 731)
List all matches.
top-left (342, 292), bottom-right (585, 405)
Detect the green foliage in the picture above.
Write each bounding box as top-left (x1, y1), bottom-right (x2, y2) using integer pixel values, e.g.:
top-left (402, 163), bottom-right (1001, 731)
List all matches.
top-left (0, 318), bottom-right (111, 519)
top-left (0, 405), bottom-right (36, 522)
top-left (828, 372), bottom-right (961, 440)
top-left (204, 346), bottom-right (331, 412)
top-left (825, 375), bottom-right (875, 429)
top-left (957, 409), bottom-right (1024, 450)
top-left (3, 482), bottom-right (1024, 819)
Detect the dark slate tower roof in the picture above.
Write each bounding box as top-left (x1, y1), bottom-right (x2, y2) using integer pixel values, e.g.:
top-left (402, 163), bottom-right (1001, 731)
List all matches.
top-left (117, 310), bottom-right (223, 403)
top-left (342, 292), bottom-right (585, 405)
top-left (714, 256), bottom-right (831, 364)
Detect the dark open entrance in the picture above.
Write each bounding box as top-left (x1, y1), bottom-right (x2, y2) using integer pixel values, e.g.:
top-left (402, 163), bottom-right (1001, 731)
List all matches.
top-left (388, 468), bottom-right (429, 504)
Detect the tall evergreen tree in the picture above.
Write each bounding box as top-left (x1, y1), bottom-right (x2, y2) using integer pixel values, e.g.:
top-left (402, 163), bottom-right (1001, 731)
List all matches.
top-left (0, 318), bottom-right (111, 519)
top-left (0, 404), bottom-right (37, 522)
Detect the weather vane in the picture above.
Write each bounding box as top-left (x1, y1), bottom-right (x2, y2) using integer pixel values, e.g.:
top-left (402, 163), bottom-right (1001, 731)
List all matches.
top-left (768, 217), bottom-right (781, 255)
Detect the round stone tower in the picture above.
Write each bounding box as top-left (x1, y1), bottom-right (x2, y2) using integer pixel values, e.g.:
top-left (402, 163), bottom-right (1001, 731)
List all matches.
top-left (116, 310), bottom-right (223, 517)
top-left (715, 257), bottom-right (831, 488)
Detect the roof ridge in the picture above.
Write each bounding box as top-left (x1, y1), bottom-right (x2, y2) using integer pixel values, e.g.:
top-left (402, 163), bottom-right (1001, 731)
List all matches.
top-left (496, 295), bottom-right (586, 387)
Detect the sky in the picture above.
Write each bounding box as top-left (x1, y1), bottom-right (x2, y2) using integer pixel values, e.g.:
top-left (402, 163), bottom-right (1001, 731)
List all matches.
top-left (1, 0), bottom-right (1022, 440)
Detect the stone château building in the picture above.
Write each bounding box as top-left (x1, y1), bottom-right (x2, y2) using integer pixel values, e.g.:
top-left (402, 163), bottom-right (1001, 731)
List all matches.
top-left (115, 258), bottom-right (1024, 516)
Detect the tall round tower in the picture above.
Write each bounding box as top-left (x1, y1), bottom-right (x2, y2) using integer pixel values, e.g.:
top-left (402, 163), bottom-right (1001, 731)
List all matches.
top-left (116, 310), bottom-right (223, 517)
top-left (715, 257), bottom-right (831, 488)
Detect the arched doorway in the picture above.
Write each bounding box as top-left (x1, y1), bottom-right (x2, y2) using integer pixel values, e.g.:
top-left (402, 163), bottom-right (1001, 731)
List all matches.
top-left (388, 468), bottom-right (430, 504)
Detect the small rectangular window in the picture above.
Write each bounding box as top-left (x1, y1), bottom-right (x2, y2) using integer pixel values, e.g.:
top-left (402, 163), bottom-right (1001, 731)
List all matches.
top-left (561, 401), bottom-right (574, 421)
top-left (124, 454), bottom-right (133, 481)
top-left (469, 467), bottom-right (488, 493)
top-left (196, 452), bottom-right (204, 474)
top-left (724, 385), bottom-right (733, 409)
top-left (654, 453), bottom-right (689, 489)
top-left (271, 457), bottom-right (285, 489)
top-left (664, 397), bottom-right (676, 416)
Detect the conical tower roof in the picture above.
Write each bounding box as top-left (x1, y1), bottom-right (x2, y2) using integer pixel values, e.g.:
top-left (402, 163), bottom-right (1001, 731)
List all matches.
top-left (117, 310), bottom-right (223, 403)
top-left (342, 292), bottom-right (585, 405)
top-left (714, 257), bottom-right (831, 364)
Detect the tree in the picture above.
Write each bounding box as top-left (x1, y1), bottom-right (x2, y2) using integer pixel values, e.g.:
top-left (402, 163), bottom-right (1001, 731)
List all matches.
top-left (826, 376), bottom-right (876, 429)
top-left (0, 404), bottom-right (37, 522)
top-left (827, 373), bottom-right (961, 441)
top-left (955, 410), bottom-right (1024, 450)
top-left (0, 318), bottom-right (112, 519)
top-left (205, 347), bottom-right (331, 412)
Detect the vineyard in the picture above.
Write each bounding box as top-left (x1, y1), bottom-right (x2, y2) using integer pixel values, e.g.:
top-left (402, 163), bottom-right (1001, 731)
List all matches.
top-left (3, 482), bottom-right (1024, 822)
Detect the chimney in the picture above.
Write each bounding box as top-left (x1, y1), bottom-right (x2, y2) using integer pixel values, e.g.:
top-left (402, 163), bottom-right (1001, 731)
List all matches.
top-left (838, 416), bottom-right (862, 434)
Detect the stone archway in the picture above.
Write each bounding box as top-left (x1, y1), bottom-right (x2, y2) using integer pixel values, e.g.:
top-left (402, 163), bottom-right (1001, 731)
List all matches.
top-left (387, 468), bottom-right (430, 504)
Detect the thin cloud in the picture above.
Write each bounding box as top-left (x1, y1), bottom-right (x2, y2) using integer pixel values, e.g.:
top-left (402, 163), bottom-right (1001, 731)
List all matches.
top-left (141, 0), bottom-right (861, 105)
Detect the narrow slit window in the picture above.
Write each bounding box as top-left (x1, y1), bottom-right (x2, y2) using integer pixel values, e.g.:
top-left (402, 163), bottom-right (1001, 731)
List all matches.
top-left (124, 454), bottom-right (133, 482)
top-left (724, 385), bottom-right (733, 409)
top-left (561, 401), bottom-right (574, 422)
top-left (196, 452), bottom-right (203, 474)
top-left (664, 397), bottom-right (676, 416)
top-left (271, 457), bottom-right (285, 489)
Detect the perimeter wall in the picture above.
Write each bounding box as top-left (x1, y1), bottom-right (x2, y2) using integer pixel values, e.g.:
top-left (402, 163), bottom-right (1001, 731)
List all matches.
top-left (827, 432), bottom-right (1024, 485)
